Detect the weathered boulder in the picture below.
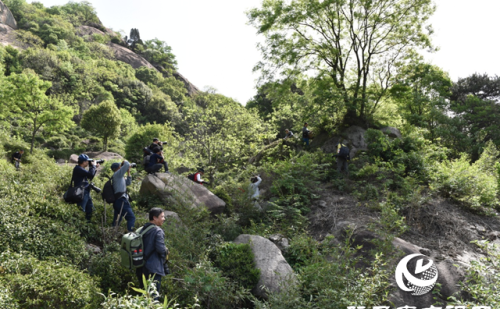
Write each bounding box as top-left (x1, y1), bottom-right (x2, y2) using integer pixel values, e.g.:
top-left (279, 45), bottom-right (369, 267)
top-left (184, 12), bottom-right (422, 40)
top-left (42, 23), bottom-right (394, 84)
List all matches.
top-left (107, 42), bottom-right (157, 70)
top-left (173, 71), bottom-right (200, 97)
top-left (69, 152), bottom-right (123, 164)
top-left (139, 173), bottom-right (226, 214)
top-left (69, 154), bottom-right (79, 164)
top-left (321, 125), bottom-right (367, 158)
top-left (0, 23), bottom-right (19, 48)
top-left (0, 0), bottom-right (17, 30)
top-left (268, 234), bottom-right (290, 252)
top-left (76, 25), bottom-right (106, 38)
top-left (234, 234), bottom-right (296, 299)
top-left (381, 126), bottom-right (402, 139)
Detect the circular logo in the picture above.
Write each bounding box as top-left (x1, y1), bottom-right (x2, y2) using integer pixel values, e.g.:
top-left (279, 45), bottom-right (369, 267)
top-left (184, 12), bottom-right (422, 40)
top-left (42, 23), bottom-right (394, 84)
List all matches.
top-left (395, 254), bottom-right (438, 296)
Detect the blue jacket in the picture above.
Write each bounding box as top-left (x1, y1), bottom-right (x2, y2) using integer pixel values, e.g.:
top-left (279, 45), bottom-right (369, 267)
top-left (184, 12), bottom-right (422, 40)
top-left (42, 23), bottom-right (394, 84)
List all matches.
top-left (112, 161), bottom-right (131, 199)
top-left (140, 223), bottom-right (167, 276)
top-left (72, 165), bottom-right (96, 191)
top-left (148, 154), bottom-right (162, 168)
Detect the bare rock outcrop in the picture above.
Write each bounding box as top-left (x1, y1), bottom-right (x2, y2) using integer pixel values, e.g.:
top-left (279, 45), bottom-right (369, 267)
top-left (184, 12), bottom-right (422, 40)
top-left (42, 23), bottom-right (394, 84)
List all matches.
top-left (107, 42), bottom-right (157, 70)
top-left (139, 173), bottom-right (226, 214)
top-left (173, 71), bottom-right (199, 97)
top-left (0, 23), bottom-right (19, 48)
top-left (76, 25), bottom-right (106, 38)
top-left (381, 126), bottom-right (403, 139)
top-left (0, 0), bottom-right (17, 30)
top-left (234, 234), bottom-right (296, 299)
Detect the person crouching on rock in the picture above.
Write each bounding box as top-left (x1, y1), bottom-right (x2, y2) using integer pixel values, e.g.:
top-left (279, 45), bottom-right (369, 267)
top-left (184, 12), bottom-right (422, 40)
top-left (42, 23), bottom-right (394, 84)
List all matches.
top-left (146, 148), bottom-right (165, 175)
top-left (149, 138), bottom-right (169, 173)
top-left (194, 168), bottom-right (207, 185)
top-left (111, 161), bottom-right (135, 232)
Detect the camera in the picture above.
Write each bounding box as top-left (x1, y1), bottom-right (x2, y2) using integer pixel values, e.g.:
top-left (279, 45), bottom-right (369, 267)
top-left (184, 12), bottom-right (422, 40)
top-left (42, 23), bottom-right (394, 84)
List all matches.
top-left (89, 183), bottom-right (102, 193)
top-left (161, 141), bottom-right (168, 145)
top-left (89, 159), bottom-right (105, 164)
top-left (130, 163), bottom-right (137, 168)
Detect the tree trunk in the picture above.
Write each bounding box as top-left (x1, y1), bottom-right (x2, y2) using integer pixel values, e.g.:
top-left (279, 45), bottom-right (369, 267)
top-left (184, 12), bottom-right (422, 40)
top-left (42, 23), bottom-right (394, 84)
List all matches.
top-left (30, 118), bottom-right (37, 154)
top-left (103, 137), bottom-right (108, 152)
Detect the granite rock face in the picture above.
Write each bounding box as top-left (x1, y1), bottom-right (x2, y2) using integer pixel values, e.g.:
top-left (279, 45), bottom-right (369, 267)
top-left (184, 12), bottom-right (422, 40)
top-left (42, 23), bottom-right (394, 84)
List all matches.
top-left (0, 0), bottom-right (17, 30)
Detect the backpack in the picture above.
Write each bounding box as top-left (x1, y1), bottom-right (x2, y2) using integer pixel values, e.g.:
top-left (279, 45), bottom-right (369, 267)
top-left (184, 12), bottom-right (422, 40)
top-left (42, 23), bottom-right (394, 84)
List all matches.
top-left (187, 172), bottom-right (200, 183)
top-left (143, 147), bottom-right (153, 157)
top-left (120, 225), bottom-right (156, 270)
top-left (337, 144), bottom-right (350, 159)
top-left (101, 176), bottom-right (115, 204)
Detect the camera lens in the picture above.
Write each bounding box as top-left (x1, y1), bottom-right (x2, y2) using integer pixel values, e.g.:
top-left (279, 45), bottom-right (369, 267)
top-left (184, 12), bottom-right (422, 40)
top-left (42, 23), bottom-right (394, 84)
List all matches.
top-left (131, 163), bottom-right (137, 168)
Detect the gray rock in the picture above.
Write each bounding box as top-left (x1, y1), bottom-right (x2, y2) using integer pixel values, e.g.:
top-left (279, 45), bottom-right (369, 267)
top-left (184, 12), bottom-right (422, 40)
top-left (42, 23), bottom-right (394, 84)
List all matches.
top-left (0, 0), bottom-right (17, 29)
top-left (488, 231), bottom-right (500, 240)
top-left (108, 42), bottom-right (157, 70)
top-left (56, 158), bottom-right (66, 164)
top-left (69, 154), bottom-right (79, 164)
top-left (268, 234), bottom-right (290, 252)
top-left (173, 71), bottom-right (200, 97)
top-left (86, 243), bottom-right (101, 255)
top-left (234, 234), bottom-right (296, 299)
top-left (320, 126), bottom-right (367, 158)
top-left (380, 127), bottom-right (402, 139)
top-left (139, 173), bottom-right (226, 214)
top-left (419, 248), bottom-right (432, 256)
top-left (76, 25), bottom-right (106, 38)
top-left (475, 224), bottom-right (486, 233)
top-left (175, 166), bottom-right (191, 174)
top-left (0, 23), bottom-right (18, 48)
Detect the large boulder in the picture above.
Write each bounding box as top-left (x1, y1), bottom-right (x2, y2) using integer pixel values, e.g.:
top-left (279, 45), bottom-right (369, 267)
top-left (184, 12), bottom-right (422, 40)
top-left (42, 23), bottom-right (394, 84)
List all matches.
top-left (0, 23), bottom-right (19, 48)
top-left (139, 173), bottom-right (226, 214)
top-left (76, 25), bottom-right (106, 38)
top-left (107, 42), bottom-right (157, 70)
top-left (381, 126), bottom-right (402, 139)
top-left (0, 0), bottom-right (17, 30)
top-left (234, 234), bottom-right (296, 299)
top-left (321, 125), bottom-right (367, 157)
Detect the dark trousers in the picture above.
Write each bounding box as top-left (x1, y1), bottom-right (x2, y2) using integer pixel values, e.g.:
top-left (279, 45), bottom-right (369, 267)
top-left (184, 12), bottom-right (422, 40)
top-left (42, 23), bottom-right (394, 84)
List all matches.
top-left (112, 197), bottom-right (136, 231)
top-left (136, 267), bottom-right (162, 299)
top-left (145, 163), bottom-right (164, 174)
top-left (77, 190), bottom-right (93, 222)
top-left (337, 157), bottom-right (349, 175)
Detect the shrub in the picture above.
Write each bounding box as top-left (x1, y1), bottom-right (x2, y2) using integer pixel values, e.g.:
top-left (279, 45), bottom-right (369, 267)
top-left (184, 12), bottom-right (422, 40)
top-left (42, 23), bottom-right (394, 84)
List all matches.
top-left (0, 252), bottom-right (101, 308)
top-left (88, 249), bottom-right (135, 294)
top-left (213, 242), bottom-right (260, 289)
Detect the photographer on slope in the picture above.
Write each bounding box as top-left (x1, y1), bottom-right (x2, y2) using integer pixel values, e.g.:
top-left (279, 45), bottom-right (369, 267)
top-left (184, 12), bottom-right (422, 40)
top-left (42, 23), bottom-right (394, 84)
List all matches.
top-left (72, 154), bottom-right (100, 223)
top-left (149, 138), bottom-right (169, 173)
top-left (111, 160), bottom-right (135, 232)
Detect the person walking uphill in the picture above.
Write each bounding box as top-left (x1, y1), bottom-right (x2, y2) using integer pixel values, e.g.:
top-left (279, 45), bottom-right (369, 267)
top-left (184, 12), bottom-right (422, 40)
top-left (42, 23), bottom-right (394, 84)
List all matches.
top-left (111, 161), bottom-right (135, 232)
top-left (72, 154), bottom-right (99, 223)
top-left (136, 208), bottom-right (169, 300)
top-left (334, 141), bottom-right (350, 176)
top-left (11, 149), bottom-right (24, 170)
top-left (302, 123), bottom-right (311, 146)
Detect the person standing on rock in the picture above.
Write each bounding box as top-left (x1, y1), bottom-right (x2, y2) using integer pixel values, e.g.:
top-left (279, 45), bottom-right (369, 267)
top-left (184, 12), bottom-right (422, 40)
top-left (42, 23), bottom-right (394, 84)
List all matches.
top-left (302, 123), bottom-right (311, 146)
top-left (111, 161), bottom-right (135, 232)
top-left (248, 175), bottom-right (262, 210)
top-left (149, 138), bottom-right (169, 173)
top-left (146, 148), bottom-right (165, 175)
top-left (194, 168), bottom-right (206, 185)
top-left (136, 207), bottom-right (169, 300)
top-left (11, 149), bottom-right (24, 170)
top-left (72, 154), bottom-right (99, 223)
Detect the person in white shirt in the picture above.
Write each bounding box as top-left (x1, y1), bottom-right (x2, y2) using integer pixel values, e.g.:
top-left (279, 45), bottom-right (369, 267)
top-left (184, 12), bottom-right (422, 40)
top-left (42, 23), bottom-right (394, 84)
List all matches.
top-left (248, 175), bottom-right (262, 210)
top-left (194, 168), bottom-right (205, 185)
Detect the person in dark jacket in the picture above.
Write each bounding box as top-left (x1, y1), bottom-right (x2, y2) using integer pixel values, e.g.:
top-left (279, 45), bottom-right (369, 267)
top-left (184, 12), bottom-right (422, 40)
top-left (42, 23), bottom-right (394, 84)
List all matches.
top-left (136, 207), bottom-right (168, 299)
top-left (145, 148), bottom-right (165, 175)
top-left (11, 150), bottom-right (24, 170)
top-left (72, 154), bottom-right (99, 222)
top-left (302, 123), bottom-right (311, 146)
top-left (149, 138), bottom-right (168, 172)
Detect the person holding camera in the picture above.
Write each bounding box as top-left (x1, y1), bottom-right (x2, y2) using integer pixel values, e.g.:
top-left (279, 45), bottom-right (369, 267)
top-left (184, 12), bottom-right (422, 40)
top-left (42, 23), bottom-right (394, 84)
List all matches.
top-left (136, 207), bottom-right (169, 300)
top-left (145, 148), bottom-right (165, 175)
top-left (111, 160), bottom-right (135, 232)
top-left (149, 138), bottom-right (169, 173)
top-left (248, 175), bottom-right (262, 210)
top-left (302, 123), bottom-right (311, 146)
top-left (72, 154), bottom-right (99, 223)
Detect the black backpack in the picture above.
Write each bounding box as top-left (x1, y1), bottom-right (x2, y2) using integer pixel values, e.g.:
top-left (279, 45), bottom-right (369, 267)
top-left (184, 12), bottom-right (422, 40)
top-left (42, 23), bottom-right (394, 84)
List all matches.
top-left (337, 144), bottom-right (350, 159)
top-left (101, 176), bottom-right (116, 204)
top-left (187, 173), bottom-right (195, 181)
top-left (143, 147), bottom-right (153, 157)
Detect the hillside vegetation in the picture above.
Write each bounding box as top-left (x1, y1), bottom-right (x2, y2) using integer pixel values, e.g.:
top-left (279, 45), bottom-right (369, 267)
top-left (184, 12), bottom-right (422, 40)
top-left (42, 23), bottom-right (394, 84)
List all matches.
top-left (1, 0), bottom-right (500, 308)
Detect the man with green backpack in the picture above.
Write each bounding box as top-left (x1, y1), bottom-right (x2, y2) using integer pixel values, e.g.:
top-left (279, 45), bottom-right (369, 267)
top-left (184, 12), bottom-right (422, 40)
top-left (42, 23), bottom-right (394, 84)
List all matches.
top-left (120, 208), bottom-right (169, 300)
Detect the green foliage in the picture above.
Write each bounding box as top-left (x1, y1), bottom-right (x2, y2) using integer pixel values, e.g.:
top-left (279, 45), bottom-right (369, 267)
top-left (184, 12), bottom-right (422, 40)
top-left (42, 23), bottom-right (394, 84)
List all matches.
top-left (125, 123), bottom-right (177, 164)
top-left (81, 100), bottom-right (122, 151)
top-left (429, 152), bottom-right (499, 212)
top-left (213, 242), bottom-right (260, 289)
top-left (0, 252), bottom-right (101, 308)
top-left (4, 71), bottom-right (74, 153)
top-left (88, 248), bottom-right (135, 294)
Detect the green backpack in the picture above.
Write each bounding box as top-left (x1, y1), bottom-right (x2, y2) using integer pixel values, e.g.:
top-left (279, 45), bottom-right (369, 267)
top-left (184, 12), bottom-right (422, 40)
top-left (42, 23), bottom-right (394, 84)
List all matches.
top-left (120, 225), bottom-right (156, 270)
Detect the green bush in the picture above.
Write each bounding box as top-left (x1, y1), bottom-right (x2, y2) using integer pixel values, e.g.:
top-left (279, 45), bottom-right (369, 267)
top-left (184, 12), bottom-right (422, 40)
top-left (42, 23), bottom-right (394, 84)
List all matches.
top-left (0, 284), bottom-right (19, 309)
top-left (213, 242), bottom-right (260, 289)
top-left (429, 153), bottom-right (498, 211)
top-left (125, 123), bottom-right (177, 166)
top-left (0, 252), bottom-right (101, 308)
top-left (88, 249), bottom-right (135, 294)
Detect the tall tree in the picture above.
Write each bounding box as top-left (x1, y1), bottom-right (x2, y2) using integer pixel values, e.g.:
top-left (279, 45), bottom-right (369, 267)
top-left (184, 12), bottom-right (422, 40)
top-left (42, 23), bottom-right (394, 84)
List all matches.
top-left (248, 0), bottom-right (435, 126)
top-left (81, 100), bottom-right (122, 151)
top-left (6, 72), bottom-right (74, 153)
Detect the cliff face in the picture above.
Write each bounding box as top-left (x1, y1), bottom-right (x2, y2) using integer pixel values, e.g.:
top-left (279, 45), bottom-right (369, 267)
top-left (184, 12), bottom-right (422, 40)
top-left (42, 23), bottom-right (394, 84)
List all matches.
top-left (0, 0), bottom-right (17, 30)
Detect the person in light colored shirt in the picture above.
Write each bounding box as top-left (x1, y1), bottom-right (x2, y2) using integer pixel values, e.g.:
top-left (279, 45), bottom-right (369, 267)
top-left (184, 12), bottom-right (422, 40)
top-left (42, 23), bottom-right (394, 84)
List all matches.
top-left (248, 175), bottom-right (262, 210)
